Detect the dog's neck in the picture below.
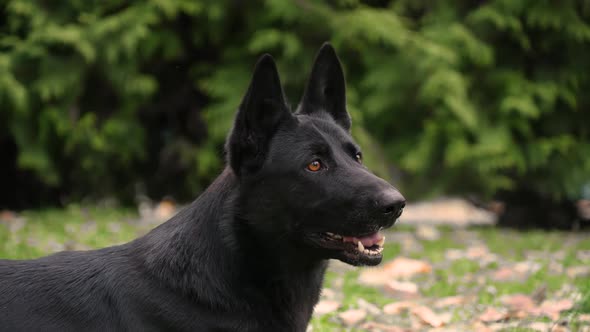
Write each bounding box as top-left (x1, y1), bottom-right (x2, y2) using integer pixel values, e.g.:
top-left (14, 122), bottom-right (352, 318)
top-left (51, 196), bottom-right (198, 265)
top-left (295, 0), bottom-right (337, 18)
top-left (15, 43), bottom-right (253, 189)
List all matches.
top-left (133, 167), bottom-right (327, 319)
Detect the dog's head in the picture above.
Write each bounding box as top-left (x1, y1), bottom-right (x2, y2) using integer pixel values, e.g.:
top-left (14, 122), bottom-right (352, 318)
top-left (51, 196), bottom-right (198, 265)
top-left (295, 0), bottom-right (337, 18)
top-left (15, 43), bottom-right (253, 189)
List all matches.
top-left (226, 43), bottom-right (405, 266)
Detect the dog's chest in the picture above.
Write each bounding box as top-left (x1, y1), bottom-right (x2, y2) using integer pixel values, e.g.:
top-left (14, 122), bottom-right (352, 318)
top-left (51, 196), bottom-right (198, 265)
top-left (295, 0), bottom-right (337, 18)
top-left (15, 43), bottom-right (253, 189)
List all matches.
top-left (254, 265), bottom-right (326, 331)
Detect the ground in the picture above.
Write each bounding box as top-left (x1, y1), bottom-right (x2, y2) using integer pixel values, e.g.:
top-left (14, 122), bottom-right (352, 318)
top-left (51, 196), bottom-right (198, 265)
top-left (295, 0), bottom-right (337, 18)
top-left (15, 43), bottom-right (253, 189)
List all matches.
top-left (0, 204), bottom-right (589, 331)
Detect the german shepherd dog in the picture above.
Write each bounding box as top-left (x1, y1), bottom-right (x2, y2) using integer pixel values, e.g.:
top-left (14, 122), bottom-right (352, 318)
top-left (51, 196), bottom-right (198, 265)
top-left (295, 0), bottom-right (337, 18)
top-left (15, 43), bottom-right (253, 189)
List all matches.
top-left (0, 44), bottom-right (405, 331)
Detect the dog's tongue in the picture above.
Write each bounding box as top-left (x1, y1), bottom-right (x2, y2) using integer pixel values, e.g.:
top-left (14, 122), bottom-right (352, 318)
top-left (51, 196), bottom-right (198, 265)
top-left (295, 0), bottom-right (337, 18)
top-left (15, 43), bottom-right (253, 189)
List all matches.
top-left (343, 232), bottom-right (383, 247)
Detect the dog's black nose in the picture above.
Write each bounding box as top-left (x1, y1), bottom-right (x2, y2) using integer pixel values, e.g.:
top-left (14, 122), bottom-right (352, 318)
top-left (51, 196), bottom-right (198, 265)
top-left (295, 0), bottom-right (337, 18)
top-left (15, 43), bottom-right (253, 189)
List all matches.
top-left (377, 189), bottom-right (406, 218)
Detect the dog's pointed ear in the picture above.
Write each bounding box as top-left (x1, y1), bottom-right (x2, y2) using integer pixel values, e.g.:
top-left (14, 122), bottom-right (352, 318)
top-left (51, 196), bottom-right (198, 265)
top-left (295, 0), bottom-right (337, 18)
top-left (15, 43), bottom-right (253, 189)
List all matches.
top-left (227, 54), bottom-right (292, 175)
top-left (299, 43), bottom-right (351, 130)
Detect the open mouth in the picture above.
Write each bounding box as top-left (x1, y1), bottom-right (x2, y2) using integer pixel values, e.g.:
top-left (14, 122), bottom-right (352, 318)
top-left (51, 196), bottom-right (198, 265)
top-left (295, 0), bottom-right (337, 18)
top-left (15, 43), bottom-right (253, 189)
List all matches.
top-left (311, 230), bottom-right (386, 266)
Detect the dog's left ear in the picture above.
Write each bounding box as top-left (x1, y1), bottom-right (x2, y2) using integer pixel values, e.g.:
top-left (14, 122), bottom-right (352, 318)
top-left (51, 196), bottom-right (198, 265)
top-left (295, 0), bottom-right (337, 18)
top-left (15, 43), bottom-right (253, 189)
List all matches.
top-left (227, 54), bottom-right (292, 175)
top-left (299, 43), bottom-right (351, 130)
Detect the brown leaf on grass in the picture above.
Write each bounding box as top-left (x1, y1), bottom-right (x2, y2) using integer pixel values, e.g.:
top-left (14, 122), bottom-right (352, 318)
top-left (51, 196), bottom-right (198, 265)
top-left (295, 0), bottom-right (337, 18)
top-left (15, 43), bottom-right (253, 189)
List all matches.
top-left (358, 257), bottom-right (432, 286)
top-left (385, 257), bottom-right (433, 278)
top-left (471, 321), bottom-right (494, 332)
top-left (360, 322), bottom-right (410, 332)
top-left (437, 312), bottom-right (453, 325)
top-left (491, 266), bottom-right (527, 282)
top-left (385, 280), bottom-right (419, 299)
top-left (445, 249), bottom-right (464, 260)
top-left (434, 295), bottom-right (466, 308)
top-left (478, 308), bottom-right (508, 323)
top-left (313, 300), bottom-right (340, 316)
top-left (358, 268), bottom-right (391, 286)
top-left (543, 299), bottom-right (573, 312)
top-left (466, 245), bottom-right (489, 259)
top-left (527, 322), bottom-right (551, 332)
top-left (416, 225), bottom-right (440, 241)
top-left (338, 309), bottom-right (367, 326)
top-left (528, 299), bottom-right (575, 320)
top-left (320, 288), bottom-right (336, 299)
top-left (502, 294), bottom-right (536, 312)
top-left (356, 298), bottom-right (381, 315)
top-left (411, 306), bottom-right (445, 327)
top-left (514, 261), bottom-right (541, 275)
top-left (383, 301), bottom-right (416, 315)
top-left (566, 266), bottom-right (590, 279)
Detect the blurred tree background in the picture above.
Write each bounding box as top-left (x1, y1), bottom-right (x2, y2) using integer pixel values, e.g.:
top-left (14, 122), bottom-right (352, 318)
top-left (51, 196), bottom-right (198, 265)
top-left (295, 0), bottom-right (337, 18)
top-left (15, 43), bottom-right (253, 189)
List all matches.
top-left (1, 0), bottom-right (589, 225)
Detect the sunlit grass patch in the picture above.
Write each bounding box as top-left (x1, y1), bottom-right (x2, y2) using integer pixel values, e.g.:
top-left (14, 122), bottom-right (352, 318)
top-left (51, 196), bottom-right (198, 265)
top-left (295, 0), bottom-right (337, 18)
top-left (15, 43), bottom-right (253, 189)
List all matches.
top-left (0, 205), bottom-right (140, 259)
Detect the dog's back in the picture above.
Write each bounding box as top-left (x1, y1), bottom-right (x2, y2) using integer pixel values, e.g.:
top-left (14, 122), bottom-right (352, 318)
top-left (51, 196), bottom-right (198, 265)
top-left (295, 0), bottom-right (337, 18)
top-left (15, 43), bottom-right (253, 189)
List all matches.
top-left (0, 246), bottom-right (188, 331)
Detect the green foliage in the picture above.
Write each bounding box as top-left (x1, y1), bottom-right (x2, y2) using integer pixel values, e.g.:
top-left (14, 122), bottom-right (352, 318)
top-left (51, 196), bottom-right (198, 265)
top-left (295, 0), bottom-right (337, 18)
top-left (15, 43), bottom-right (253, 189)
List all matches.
top-left (1, 0), bottom-right (589, 205)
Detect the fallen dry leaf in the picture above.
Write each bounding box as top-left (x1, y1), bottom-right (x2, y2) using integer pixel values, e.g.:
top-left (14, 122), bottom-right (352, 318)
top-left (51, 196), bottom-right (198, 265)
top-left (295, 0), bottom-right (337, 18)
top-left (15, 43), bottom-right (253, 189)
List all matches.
top-left (357, 298), bottom-right (381, 315)
top-left (314, 300), bottom-right (340, 316)
top-left (385, 257), bottom-right (433, 279)
top-left (338, 309), bottom-right (367, 326)
top-left (491, 266), bottom-right (527, 282)
top-left (528, 322), bottom-right (551, 332)
top-left (385, 280), bottom-right (419, 298)
top-left (383, 301), bottom-right (416, 315)
top-left (411, 306), bottom-right (445, 327)
top-left (543, 299), bottom-right (574, 312)
top-left (358, 268), bottom-right (392, 286)
top-left (514, 261), bottom-right (541, 275)
top-left (437, 312), bottom-right (453, 325)
top-left (434, 295), bottom-right (466, 308)
top-left (358, 257), bottom-right (432, 286)
top-left (320, 288), bottom-right (336, 299)
top-left (416, 225), bottom-right (440, 241)
top-left (529, 299), bottom-right (575, 320)
top-left (471, 321), bottom-right (493, 332)
top-left (502, 294), bottom-right (536, 312)
top-left (466, 245), bottom-right (489, 259)
top-left (566, 266), bottom-right (590, 279)
top-left (445, 249), bottom-right (464, 260)
top-left (478, 308), bottom-right (508, 323)
top-left (360, 322), bottom-right (409, 332)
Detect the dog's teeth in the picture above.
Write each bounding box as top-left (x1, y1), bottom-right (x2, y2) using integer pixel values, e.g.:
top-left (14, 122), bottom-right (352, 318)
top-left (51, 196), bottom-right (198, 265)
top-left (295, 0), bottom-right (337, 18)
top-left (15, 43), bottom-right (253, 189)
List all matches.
top-left (377, 237), bottom-right (385, 247)
top-left (357, 241), bottom-right (364, 252)
top-left (363, 249), bottom-right (370, 254)
top-left (326, 232), bottom-right (334, 236)
top-left (333, 234), bottom-right (342, 239)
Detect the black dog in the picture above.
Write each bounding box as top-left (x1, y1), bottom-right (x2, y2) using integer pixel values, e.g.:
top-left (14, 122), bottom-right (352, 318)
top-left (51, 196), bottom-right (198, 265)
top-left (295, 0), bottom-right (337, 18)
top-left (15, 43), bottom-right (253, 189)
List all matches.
top-left (0, 44), bottom-right (405, 331)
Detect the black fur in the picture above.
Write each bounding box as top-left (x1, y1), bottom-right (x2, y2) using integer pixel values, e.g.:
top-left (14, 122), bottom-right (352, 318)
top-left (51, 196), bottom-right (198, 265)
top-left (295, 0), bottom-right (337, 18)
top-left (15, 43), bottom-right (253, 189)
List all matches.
top-left (0, 43), bottom-right (405, 332)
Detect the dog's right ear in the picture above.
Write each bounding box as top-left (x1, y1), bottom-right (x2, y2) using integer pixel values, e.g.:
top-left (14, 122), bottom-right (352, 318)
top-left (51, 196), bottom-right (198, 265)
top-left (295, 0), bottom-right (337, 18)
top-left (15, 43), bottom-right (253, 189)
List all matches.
top-left (227, 54), bottom-right (292, 176)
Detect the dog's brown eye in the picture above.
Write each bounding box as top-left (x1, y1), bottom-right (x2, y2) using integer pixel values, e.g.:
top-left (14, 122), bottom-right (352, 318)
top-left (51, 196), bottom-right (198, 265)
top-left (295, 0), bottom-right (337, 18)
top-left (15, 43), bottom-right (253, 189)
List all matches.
top-left (356, 153), bottom-right (362, 163)
top-left (307, 160), bottom-right (322, 172)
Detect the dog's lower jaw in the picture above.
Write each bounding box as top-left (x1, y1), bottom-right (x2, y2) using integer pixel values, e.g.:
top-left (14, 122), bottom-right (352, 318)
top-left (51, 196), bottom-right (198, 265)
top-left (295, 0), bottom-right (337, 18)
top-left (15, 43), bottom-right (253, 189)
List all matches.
top-left (336, 249), bottom-right (383, 266)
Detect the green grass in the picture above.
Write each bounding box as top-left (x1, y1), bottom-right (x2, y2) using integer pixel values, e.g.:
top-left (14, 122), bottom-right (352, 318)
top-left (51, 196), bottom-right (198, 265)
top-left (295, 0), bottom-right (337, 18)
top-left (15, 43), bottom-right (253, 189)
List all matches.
top-left (0, 205), bottom-right (141, 259)
top-left (1, 206), bottom-right (588, 331)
